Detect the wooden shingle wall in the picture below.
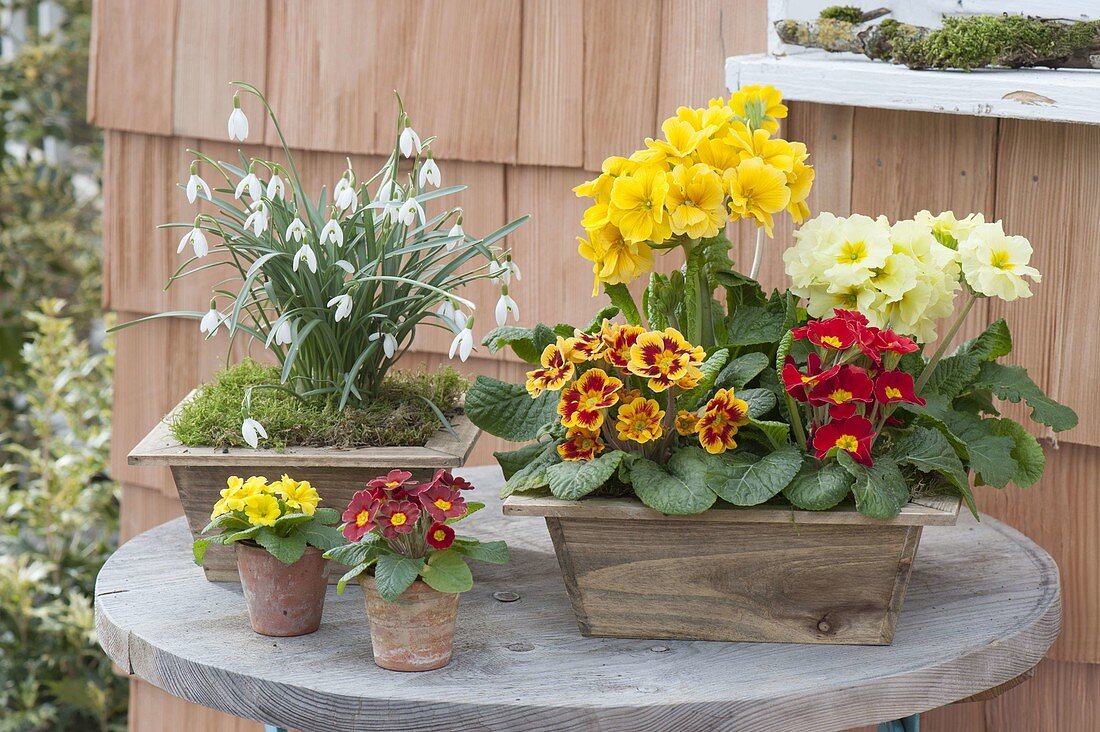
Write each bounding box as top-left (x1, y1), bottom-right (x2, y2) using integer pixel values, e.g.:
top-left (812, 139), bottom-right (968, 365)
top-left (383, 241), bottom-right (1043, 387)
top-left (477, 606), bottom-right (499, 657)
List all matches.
top-left (91, 1), bottom-right (1097, 729)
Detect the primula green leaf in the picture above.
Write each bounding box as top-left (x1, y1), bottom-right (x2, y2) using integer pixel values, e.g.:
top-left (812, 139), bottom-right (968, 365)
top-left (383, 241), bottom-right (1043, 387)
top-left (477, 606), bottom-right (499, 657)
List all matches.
top-left (725, 302), bottom-right (786, 346)
top-left (466, 376), bottom-right (560, 441)
top-left (375, 554), bottom-right (426, 601)
top-left (452, 539), bottom-right (510, 564)
top-left (890, 426), bottom-right (977, 518)
top-left (255, 527), bottom-right (308, 565)
top-left (783, 459), bottom-right (854, 511)
top-left (631, 448), bottom-right (717, 514)
top-left (922, 354), bottom-right (981, 399)
top-left (222, 525), bottom-right (260, 544)
top-left (679, 349), bottom-right (729, 410)
top-left (972, 362), bottom-right (1078, 432)
top-left (546, 450), bottom-right (627, 501)
top-left (419, 549), bottom-right (473, 594)
top-left (192, 539), bottom-right (211, 566)
top-left (482, 326), bottom-right (542, 364)
top-left (989, 419), bottom-right (1046, 488)
top-left (738, 387), bottom-right (777, 418)
top-left (501, 444), bottom-right (561, 497)
top-left (603, 283), bottom-right (642, 326)
top-left (336, 561), bottom-right (374, 595)
top-left (715, 352), bottom-right (770, 391)
top-left (708, 444), bottom-right (802, 506)
top-left (584, 306), bottom-right (619, 332)
top-left (681, 247), bottom-right (705, 345)
top-left (748, 417), bottom-right (790, 449)
top-left (838, 452), bottom-right (910, 519)
top-left (495, 441), bottom-right (551, 480)
top-left (325, 541), bottom-right (384, 568)
top-left (313, 507), bottom-right (341, 524)
top-left (955, 319), bottom-right (1012, 361)
top-left (966, 433), bottom-right (1019, 488)
top-left (643, 273), bottom-right (673, 331)
top-left (300, 521), bottom-right (345, 552)
top-left (273, 512), bottom-right (315, 532)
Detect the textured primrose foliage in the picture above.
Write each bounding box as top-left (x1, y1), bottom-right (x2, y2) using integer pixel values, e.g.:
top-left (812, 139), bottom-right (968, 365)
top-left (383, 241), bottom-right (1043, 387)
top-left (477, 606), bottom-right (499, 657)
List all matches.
top-left (171, 360), bottom-right (466, 449)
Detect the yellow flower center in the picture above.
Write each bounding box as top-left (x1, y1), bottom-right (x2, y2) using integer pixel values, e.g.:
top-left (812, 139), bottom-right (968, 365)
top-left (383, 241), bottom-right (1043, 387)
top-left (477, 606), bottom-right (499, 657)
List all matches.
top-left (829, 388), bottom-right (853, 404)
top-left (633, 419), bottom-right (649, 433)
top-left (386, 480), bottom-right (400, 487)
top-left (835, 434), bottom-right (859, 452)
top-left (434, 498), bottom-right (452, 511)
top-left (584, 395), bottom-right (600, 408)
top-left (356, 510), bottom-right (371, 527)
top-left (433, 530), bottom-right (447, 542)
top-left (820, 335), bottom-right (843, 348)
top-left (885, 386), bottom-right (903, 399)
top-left (989, 250), bottom-right (1015, 270)
top-left (390, 512), bottom-right (408, 527)
top-left (655, 351), bottom-right (676, 371)
top-left (837, 240), bottom-right (867, 264)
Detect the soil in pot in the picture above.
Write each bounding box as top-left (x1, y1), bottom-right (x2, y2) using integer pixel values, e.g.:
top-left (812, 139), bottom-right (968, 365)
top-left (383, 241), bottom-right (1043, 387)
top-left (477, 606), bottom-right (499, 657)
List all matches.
top-left (236, 543), bottom-right (330, 637)
top-left (360, 577), bottom-right (459, 671)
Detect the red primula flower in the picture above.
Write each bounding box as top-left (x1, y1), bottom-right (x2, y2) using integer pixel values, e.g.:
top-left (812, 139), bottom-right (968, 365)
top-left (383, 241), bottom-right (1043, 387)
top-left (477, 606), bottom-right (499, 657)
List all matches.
top-left (341, 490), bottom-right (379, 542)
top-left (782, 352), bottom-right (841, 401)
top-left (875, 329), bottom-right (919, 355)
top-left (832, 308), bottom-right (869, 327)
top-left (430, 469), bottom-right (474, 492)
top-left (813, 415), bottom-right (875, 466)
top-left (420, 482), bottom-right (467, 522)
top-left (426, 522), bottom-right (455, 549)
top-left (367, 470), bottom-right (416, 494)
top-left (874, 370), bottom-right (926, 406)
top-left (376, 500), bottom-right (421, 539)
top-left (808, 365), bottom-right (873, 418)
top-left (558, 368), bottom-right (622, 430)
top-left (805, 317), bottom-right (857, 350)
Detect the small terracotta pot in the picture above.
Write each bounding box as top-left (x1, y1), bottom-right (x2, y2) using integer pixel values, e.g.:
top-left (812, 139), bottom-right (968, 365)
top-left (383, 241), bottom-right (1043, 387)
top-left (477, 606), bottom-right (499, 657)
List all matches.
top-left (360, 577), bottom-right (459, 671)
top-left (236, 543), bottom-right (330, 637)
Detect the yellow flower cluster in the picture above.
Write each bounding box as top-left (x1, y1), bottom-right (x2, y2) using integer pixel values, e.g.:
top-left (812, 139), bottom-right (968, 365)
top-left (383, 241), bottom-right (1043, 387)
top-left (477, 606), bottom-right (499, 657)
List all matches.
top-left (783, 210), bottom-right (1041, 342)
top-left (573, 85), bottom-right (813, 295)
top-left (210, 474), bottom-right (321, 526)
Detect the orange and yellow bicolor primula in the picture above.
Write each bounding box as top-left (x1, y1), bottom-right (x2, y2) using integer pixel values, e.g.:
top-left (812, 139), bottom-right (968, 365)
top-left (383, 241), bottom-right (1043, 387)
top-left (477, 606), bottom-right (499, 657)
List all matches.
top-left (524, 323), bottom-right (751, 462)
top-left (573, 85), bottom-right (814, 294)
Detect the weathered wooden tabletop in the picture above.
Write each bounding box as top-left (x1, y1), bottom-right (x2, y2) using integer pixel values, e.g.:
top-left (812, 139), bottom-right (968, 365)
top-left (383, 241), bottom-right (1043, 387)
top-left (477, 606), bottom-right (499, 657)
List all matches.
top-left (95, 466), bottom-right (1060, 732)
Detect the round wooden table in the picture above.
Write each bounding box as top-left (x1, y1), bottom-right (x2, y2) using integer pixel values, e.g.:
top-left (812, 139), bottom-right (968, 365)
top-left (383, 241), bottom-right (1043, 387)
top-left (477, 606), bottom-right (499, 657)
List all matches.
top-left (96, 466), bottom-right (1059, 732)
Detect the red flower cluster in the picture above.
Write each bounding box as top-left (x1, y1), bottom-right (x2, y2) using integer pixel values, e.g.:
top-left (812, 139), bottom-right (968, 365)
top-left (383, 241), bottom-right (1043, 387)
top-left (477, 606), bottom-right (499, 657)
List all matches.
top-left (785, 310), bottom-right (923, 466)
top-left (341, 469), bottom-right (471, 547)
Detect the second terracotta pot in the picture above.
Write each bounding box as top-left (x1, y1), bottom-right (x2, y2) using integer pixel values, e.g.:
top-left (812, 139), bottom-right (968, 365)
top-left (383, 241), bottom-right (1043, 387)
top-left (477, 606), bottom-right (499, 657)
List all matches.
top-left (360, 577), bottom-right (459, 671)
top-left (236, 543), bottom-right (330, 637)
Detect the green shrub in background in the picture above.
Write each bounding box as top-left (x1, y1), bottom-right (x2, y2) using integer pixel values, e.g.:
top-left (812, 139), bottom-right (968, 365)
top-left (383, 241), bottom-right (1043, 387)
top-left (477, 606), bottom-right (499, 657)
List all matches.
top-left (0, 301), bottom-right (124, 731)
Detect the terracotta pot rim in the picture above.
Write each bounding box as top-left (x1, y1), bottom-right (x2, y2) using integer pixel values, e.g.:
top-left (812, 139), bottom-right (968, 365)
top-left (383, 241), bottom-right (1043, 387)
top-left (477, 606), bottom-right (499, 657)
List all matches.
top-left (359, 575), bottom-right (459, 597)
top-left (234, 541), bottom-right (325, 562)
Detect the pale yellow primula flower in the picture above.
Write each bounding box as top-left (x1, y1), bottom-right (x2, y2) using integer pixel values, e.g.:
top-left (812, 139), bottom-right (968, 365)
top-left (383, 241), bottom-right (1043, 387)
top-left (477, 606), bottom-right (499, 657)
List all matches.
top-left (820, 214), bottom-right (892, 288)
top-left (959, 222), bottom-right (1041, 301)
top-left (915, 210), bottom-right (985, 249)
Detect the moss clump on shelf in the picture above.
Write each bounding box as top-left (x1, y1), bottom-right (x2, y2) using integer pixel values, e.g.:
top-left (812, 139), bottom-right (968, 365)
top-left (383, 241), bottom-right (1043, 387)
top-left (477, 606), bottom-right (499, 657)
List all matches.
top-left (170, 359), bottom-right (468, 449)
top-left (818, 5), bottom-right (864, 24)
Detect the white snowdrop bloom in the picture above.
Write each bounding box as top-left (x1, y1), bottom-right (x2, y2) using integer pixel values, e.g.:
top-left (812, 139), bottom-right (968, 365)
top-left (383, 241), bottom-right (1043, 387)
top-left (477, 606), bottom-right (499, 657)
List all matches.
top-left (334, 177), bottom-right (358, 213)
top-left (327, 293), bottom-right (353, 322)
top-left (377, 178), bottom-right (398, 202)
top-left (285, 217), bottom-right (308, 243)
top-left (273, 319), bottom-right (293, 346)
top-left (490, 259), bottom-right (521, 285)
top-left (369, 332), bottom-right (398, 358)
top-left (320, 218), bottom-right (344, 247)
top-left (448, 310), bottom-right (474, 362)
top-left (228, 94), bottom-right (249, 141)
top-left (241, 418), bottom-right (267, 449)
top-left (244, 202), bottom-right (269, 235)
top-left (397, 197), bottom-right (425, 227)
top-left (177, 225), bottom-right (209, 258)
top-left (334, 259), bottom-right (354, 274)
top-left (495, 293), bottom-right (519, 326)
top-left (419, 158), bottom-right (441, 189)
top-left (266, 174), bottom-right (286, 201)
top-left (437, 299), bottom-right (456, 325)
top-left (235, 172), bottom-right (262, 203)
top-left (446, 222), bottom-right (464, 252)
top-left (199, 307), bottom-right (222, 336)
top-left (293, 243), bottom-right (317, 274)
top-left (399, 125), bottom-right (422, 158)
top-left (185, 170), bottom-right (211, 204)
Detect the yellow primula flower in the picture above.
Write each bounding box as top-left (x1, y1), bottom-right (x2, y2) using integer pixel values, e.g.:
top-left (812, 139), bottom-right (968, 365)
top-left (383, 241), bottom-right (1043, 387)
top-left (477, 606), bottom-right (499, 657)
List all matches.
top-left (694, 137), bottom-right (741, 175)
top-left (642, 117), bottom-right (713, 167)
top-left (675, 410), bottom-right (701, 436)
top-left (958, 222), bottom-right (1041, 301)
top-left (211, 475), bottom-right (248, 520)
top-left (609, 166), bottom-right (672, 244)
top-left (725, 157), bottom-right (791, 237)
top-left (728, 84), bottom-right (787, 134)
top-left (577, 223), bottom-right (655, 296)
top-left (276, 474), bottom-right (321, 516)
top-left (627, 328), bottom-right (700, 392)
top-left (676, 104), bottom-right (733, 138)
top-left (242, 475), bottom-right (272, 495)
top-left (785, 142), bottom-right (814, 224)
top-left (726, 121), bottom-right (796, 172)
top-left (665, 163), bottom-right (727, 239)
top-left (243, 493), bottom-right (281, 527)
top-left (581, 201), bottom-right (611, 230)
top-left (615, 397), bottom-right (665, 444)
top-left (525, 337), bottom-right (577, 397)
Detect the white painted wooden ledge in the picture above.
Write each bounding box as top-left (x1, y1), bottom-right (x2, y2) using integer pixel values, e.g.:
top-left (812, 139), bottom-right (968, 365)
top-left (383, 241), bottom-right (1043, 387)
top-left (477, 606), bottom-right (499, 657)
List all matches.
top-left (96, 465), bottom-right (1060, 732)
top-left (727, 51), bottom-right (1100, 125)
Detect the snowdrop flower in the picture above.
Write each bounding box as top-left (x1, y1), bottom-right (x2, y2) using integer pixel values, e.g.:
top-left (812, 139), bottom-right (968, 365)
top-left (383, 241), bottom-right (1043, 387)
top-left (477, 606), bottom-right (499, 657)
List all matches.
top-left (241, 418), bottom-right (267, 449)
top-left (177, 221), bottom-right (209, 258)
top-left (448, 310), bottom-right (474, 362)
top-left (199, 306), bottom-right (221, 336)
top-left (437, 299), bottom-right (456, 325)
top-left (369, 331), bottom-right (398, 358)
top-left (228, 93), bottom-right (249, 141)
top-left (293, 243), bottom-right (317, 274)
top-left (244, 202), bottom-right (268, 235)
top-left (495, 292), bottom-right (519, 326)
top-left (285, 217), bottom-right (307, 243)
top-left (446, 220), bottom-right (464, 252)
top-left (399, 122), bottom-right (422, 158)
top-left (185, 163), bottom-right (211, 204)
top-left (320, 218), bottom-right (343, 247)
top-left (419, 157), bottom-right (441, 189)
top-left (235, 171), bottom-right (262, 203)
top-left (266, 172), bottom-right (286, 201)
top-left (327, 293), bottom-right (353, 322)
top-left (273, 319), bottom-right (293, 346)
top-left (334, 176), bottom-right (357, 213)
top-left (397, 196), bottom-right (425, 227)
top-left (489, 259), bottom-right (521, 285)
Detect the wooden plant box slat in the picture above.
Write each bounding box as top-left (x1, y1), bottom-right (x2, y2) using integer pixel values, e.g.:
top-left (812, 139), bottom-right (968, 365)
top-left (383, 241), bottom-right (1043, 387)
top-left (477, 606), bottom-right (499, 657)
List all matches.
top-left (129, 391), bottom-right (481, 582)
top-left (505, 493), bottom-right (961, 645)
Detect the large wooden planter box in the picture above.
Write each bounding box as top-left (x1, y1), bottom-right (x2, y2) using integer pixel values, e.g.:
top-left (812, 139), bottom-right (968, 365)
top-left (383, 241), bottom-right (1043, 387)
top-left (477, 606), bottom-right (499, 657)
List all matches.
top-left (129, 391), bottom-right (481, 582)
top-left (504, 492), bottom-right (961, 645)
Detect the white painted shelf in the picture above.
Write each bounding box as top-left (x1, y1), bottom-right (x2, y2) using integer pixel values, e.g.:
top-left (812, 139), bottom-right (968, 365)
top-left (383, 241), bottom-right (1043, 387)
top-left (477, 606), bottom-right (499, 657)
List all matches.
top-left (726, 51), bottom-right (1100, 125)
